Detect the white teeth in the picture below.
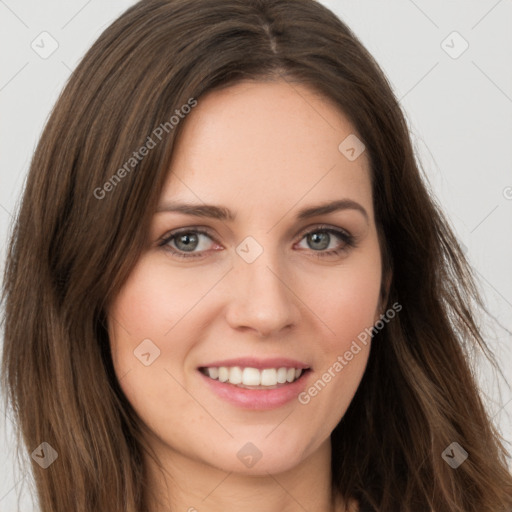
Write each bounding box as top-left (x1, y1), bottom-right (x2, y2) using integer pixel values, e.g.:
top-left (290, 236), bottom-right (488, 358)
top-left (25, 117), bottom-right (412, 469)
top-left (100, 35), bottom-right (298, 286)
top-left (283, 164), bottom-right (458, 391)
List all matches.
top-left (207, 367), bottom-right (219, 379)
top-left (218, 367), bottom-right (229, 382)
top-left (229, 366), bottom-right (243, 384)
top-left (202, 366), bottom-right (305, 387)
top-left (260, 368), bottom-right (277, 386)
top-left (276, 367), bottom-right (288, 383)
top-left (242, 367), bottom-right (261, 386)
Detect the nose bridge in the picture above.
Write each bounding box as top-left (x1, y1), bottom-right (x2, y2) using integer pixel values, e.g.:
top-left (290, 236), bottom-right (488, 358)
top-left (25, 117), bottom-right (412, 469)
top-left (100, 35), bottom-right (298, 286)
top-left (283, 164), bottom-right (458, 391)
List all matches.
top-left (225, 235), bottom-right (299, 335)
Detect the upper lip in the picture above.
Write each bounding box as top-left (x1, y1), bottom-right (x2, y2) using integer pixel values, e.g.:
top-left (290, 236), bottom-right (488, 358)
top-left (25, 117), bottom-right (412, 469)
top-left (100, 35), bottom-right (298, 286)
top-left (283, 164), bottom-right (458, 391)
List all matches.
top-left (198, 357), bottom-right (311, 370)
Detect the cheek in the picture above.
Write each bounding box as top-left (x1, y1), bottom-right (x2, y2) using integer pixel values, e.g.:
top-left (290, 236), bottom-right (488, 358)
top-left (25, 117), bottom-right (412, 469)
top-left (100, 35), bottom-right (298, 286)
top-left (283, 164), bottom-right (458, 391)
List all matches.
top-left (106, 256), bottom-right (194, 387)
top-left (295, 244), bottom-right (381, 416)
top-left (108, 254), bottom-right (216, 343)
top-left (297, 261), bottom-right (380, 436)
top-left (106, 258), bottom-right (202, 436)
top-left (309, 247), bottom-right (383, 350)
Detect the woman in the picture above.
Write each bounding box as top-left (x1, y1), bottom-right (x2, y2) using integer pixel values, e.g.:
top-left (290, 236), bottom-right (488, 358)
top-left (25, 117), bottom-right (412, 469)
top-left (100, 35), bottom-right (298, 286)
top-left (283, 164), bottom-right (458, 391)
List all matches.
top-left (2, 0), bottom-right (511, 511)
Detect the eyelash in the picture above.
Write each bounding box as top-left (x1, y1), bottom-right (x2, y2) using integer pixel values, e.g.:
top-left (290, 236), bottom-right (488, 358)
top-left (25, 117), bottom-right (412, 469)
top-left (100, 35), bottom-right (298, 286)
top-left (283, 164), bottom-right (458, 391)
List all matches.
top-left (158, 224), bottom-right (357, 260)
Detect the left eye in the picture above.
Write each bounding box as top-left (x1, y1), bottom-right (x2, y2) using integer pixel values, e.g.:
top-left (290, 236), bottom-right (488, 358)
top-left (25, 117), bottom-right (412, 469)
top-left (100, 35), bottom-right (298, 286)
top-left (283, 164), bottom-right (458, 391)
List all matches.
top-left (296, 228), bottom-right (354, 255)
top-left (159, 226), bottom-right (355, 259)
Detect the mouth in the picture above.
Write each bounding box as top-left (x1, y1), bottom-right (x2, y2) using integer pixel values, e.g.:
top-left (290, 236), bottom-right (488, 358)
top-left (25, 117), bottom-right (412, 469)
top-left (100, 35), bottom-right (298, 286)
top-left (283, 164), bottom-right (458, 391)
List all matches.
top-left (198, 366), bottom-right (311, 389)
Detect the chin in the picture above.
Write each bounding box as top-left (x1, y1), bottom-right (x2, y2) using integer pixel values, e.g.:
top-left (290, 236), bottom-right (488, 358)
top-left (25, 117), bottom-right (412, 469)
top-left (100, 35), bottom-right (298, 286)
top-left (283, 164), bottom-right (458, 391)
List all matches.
top-left (200, 436), bottom-right (309, 476)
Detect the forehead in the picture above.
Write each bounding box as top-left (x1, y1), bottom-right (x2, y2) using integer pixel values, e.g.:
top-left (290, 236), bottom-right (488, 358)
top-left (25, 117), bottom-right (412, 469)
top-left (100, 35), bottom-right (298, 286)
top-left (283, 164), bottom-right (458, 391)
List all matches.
top-left (161, 80), bottom-right (372, 220)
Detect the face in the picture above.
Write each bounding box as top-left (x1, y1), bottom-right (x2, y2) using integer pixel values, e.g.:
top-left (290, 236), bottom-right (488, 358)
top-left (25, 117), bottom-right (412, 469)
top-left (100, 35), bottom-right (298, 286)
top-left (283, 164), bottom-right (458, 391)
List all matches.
top-left (107, 79), bottom-right (386, 477)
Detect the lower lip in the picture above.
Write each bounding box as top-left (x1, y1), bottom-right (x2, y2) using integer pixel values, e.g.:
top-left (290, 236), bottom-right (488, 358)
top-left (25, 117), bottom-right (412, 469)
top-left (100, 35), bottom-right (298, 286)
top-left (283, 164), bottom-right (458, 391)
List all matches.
top-left (198, 370), bottom-right (311, 410)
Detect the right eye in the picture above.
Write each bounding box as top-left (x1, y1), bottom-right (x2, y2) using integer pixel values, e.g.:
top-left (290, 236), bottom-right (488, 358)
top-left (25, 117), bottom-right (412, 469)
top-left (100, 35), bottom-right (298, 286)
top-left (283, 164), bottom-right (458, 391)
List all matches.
top-left (159, 228), bottom-right (221, 259)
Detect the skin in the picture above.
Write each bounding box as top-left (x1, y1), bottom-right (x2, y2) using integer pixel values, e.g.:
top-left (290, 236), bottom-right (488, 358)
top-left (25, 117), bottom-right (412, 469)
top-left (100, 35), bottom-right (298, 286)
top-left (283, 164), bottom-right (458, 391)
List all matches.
top-left (107, 79), bottom-right (389, 512)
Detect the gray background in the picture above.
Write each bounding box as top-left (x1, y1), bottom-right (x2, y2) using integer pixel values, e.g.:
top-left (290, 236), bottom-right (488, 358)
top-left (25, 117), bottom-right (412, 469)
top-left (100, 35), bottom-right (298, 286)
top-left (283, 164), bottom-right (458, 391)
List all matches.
top-left (1, 1), bottom-right (511, 510)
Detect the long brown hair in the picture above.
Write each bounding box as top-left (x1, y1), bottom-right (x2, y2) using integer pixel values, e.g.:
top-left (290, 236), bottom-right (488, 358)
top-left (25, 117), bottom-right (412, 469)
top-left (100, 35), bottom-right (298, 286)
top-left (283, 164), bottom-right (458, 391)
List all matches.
top-left (2, 1), bottom-right (511, 510)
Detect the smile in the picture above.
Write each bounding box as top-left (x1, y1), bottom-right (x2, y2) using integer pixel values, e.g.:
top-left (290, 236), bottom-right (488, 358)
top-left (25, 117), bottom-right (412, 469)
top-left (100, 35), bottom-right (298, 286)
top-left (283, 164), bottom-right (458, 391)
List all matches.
top-left (198, 365), bottom-right (312, 410)
top-left (199, 366), bottom-right (307, 389)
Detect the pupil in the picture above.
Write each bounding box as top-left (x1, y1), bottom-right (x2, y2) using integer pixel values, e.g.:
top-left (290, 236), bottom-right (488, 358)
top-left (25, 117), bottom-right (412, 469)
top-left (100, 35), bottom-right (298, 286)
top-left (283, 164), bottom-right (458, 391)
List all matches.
top-left (310, 232), bottom-right (329, 250)
top-left (177, 233), bottom-right (198, 251)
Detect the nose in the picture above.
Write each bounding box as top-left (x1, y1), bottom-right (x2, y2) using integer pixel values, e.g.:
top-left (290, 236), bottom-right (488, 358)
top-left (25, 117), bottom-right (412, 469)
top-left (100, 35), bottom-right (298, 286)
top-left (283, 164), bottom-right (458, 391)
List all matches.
top-left (224, 246), bottom-right (301, 337)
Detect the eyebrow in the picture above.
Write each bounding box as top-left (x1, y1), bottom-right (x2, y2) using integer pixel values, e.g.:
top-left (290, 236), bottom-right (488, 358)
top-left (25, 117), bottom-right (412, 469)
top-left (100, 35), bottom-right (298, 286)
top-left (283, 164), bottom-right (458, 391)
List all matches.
top-left (156, 199), bottom-right (369, 223)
